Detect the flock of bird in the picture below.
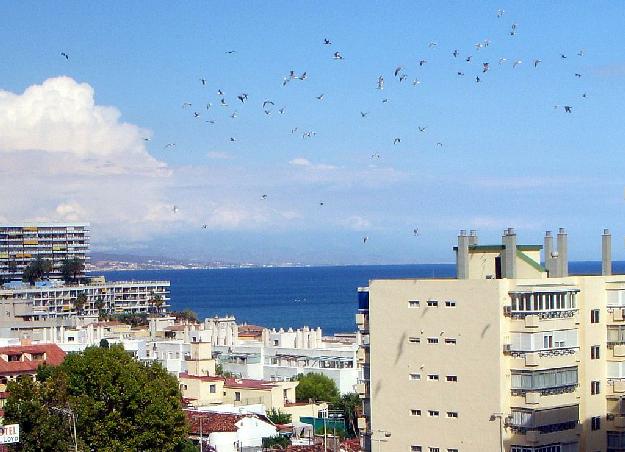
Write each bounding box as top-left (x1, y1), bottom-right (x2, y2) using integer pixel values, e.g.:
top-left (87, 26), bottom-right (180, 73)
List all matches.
top-left (59, 8), bottom-right (589, 246)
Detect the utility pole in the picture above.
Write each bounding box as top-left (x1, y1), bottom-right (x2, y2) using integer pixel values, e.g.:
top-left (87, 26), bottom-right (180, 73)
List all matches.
top-left (50, 406), bottom-right (78, 452)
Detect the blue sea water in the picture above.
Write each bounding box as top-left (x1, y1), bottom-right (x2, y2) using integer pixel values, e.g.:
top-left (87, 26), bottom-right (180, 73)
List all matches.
top-left (98, 261), bottom-right (623, 336)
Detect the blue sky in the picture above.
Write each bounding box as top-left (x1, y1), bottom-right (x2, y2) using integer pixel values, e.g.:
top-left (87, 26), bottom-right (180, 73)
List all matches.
top-left (1, 2), bottom-right (625, 264)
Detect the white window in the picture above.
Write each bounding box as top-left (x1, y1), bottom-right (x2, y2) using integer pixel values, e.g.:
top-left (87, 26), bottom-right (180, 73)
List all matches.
top-left (427, 374), bottom-right (439, 381)
top-left (445, 338), bottom-right (457, 345)
top-left (445, 301), bottom-right (456, 307)
top-left (428, 410), bottom-right (439, 417)
top-left (446, 375), bottom-right (458, 382)
top-left (409, 300), bottom-right (420, 308)
top-left (447, 411), bottom-right (458, 418)
top-left (409, 337), bottom-right (421, 343)
top-left (409, 373), bottom-right (421, 381)
top-left (427, 337), bottom-right (439, 344)
top-left (410, 409), bottom-right (421, 416)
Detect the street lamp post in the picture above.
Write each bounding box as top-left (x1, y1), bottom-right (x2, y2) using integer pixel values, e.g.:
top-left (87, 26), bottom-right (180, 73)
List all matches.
top-left (371, 429), bottom-right (390, 452)
top-left (50, 406), bottom-right (78, 452)
top-left (489, 412), bottom-right (505, 452)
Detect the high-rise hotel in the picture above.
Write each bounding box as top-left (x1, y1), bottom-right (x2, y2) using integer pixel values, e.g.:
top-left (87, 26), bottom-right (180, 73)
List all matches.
top-left (0, 223), bottom-right (89, 280)
top-left (357, 228), bottom-right (625, 452)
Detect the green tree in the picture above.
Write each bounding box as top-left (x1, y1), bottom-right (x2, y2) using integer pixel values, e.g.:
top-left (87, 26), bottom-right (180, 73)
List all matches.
top-left (60, 258), bottom-right (84, 283)
top-left (293, 373), bottom-right (340, 403)
top-left (172, 309), bottom-right (198, 323)
top-left (73, 293), bottom-right (88, 315)
top-left (267, 408), bottom-right (292, 424)
top-left (262, 435), bottom-right (290, 449)
top-left (332, 393), bottom-right (361, 438)
top-left (22, 258), bottom-right (52, 284)
top-left (99, 338), bottom-right (110, 349)
top-left (5, 345), bottom-right (189, 451)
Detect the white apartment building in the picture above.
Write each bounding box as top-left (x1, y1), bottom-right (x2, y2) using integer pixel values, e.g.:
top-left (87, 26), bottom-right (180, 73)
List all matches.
top-left (358, 228), bottom-right (625, 452)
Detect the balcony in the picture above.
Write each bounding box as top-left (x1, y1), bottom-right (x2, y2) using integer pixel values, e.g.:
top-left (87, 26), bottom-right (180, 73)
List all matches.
top-left (509, 404), bottom-right (579, 435)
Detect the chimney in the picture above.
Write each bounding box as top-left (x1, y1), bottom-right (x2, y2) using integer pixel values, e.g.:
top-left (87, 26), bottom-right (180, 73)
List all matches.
top-left (456, 230), bottom-right (469, 279)
top-left (469, 230), bottom-right (478, 246)
top-left (544, 231), bottom-right (553, 276)
top-left (502, 228), bottom-right (517, 279)
top-left (603, 229), bottom-right (612, 276)
top-left (557, 228), bottom-right (568, 277)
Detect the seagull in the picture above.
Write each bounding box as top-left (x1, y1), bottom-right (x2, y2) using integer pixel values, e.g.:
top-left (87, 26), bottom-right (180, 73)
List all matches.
top-left (323, 38), bottom-right (332, 45)
top-left (418, 126), bottom-right (427, 133)
top-left (475, 76), bottom-right (481, 83)
top-left (393, 138), bottom-right (401, 145)
top-left (513, 60), bottom-right (522, 68)
top-left (428, 41), bottom-right (438, 48)
top-left (419, 60), bottom-right (427, 66)
top-left (533, 59), bottom-right (542, 67)
top-left (560, 54), bottom-right (567, 59)
top-left (377, 76), bottom-right (384, 90)
top-left (220, 99), bottom-right (228, 107)
top-left (282, 77), bottom-right (290, 86)
top-left (475, 42), bottom-right (484, 51)
top-left (564, 106), bottom-right (572, 113)
top-left (333, 51), bottom-right (344, 60)
top-left (278, 107), bottom-right (286, 114)
top-left (143, 137), bottom-right (151, 142)
top-left (319, 202), bottom-right (325, 206)
top-left (466, 56), bottom-right (472, 62)
top-left (499, 58), bottom-right (507, 65)
top-left (202, 224), bottom-right (207, 229)
top-left (496, 9), bottom-right (505, 18)
top-left (60, 52), bottom-right (69, 60)
top-left (394, 66), bottom-right (403, 77)
top-left (291, 127), bottom-right (299, 134)
top-left (452, 50), bottom-right (459, 58)
top-left (261, 194), bottom-right (268, 200)
top-left (172, 206), bottom-right (179, 213)
top-left (457, 72), bottom-right (464, 76)
top-left (182, 102), bottom-right (192, 109)
top-left (230, 111), bottom-right (238, 119)
top-left (206, 102), bottom-right (213, 110)
top-left (205, 120), bottom-right (215, 124)
top-left (225, 50), bottom-right (237, 54)
top-left (370, 154), bottom-right (380, 159)
top-left (413, 228), bottom-right (420, 237)
top-left (230, 137), bottom-right (237, 142)
top-left (381, 98), bottom-right (389, 103)
top-left (577, 49), bottom-right (584, 57)
top-left (436, 142), bottom-right (443, 148)
top-left (237, 94), bottom-right (248, 103)
top-left (263, 110), bottom-right (271, 115)
top-left (262, 100), bottom-right (275, 109)
top-left (298, 72), bottom-right (308, 80)
top-left (399, 74), bottom-right (407, 82)
top-left (316, 94), bottom-right (325, 100)
top-left (193, 112), bottom-right (200, 118)
top-left (217, 89), bottom-right (225, 96)
top-left (483, 39), bottom-right (491, 47)
top-left (360, 112), bottom-right (369, 118)
top-left (574, 73), bottom-right (582, 78)
top-left (582, 93), bottom-right (587, 98)
top-left (200, 78), bottom-right (206, 85)
top-left (482, 62), bottom-right (490, 73)
top-left (363, 236), bottom-right (368, 244)
top-left (412, 78), bottom-right (421, 86)
top-left (164, 143), bottom-right (176, 149)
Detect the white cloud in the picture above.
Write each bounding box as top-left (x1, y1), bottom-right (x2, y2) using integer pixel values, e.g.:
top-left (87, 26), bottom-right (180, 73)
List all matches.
top-left (339, 215), bottom-right (371, 231)
top-left (289, 157), bottom-right (336, 170)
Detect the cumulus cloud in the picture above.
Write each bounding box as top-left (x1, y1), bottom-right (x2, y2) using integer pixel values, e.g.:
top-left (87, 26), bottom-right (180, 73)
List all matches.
top-left (289, 157), bottom-right (336, 170)
top-left (339, 215), bottom-right (371, 231)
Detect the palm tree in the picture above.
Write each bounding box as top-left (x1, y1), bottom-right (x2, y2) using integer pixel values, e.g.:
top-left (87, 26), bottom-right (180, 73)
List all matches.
top-left (73, 293), bottom-right (88, 315)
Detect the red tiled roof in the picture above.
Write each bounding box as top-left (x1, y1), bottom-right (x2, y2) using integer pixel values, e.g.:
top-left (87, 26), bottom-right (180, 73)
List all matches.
top-left (238, 325), bottom-right (264, 337)
top-left (179, 373), bottom-right (224, 382)
top-left (186, 411), bottom-right (243, 433)
top-left (224, 377), bottom-right (277, 390)
top-left (0, 344), bottom-right (65, 376)
top-left (340, 438), bottom-right (362, 452)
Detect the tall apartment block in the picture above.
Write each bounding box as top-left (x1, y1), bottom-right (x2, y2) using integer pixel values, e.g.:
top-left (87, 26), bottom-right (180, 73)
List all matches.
top-left (0, 224), bottom-right (89, 280)
top-left (357, 228), bottom-right (625, 452)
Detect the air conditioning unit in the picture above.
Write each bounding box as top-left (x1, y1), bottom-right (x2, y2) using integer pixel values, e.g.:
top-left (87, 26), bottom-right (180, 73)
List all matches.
top-left (503, 344), bottom-right (512, 353)
top-left (503, 306), bottom-right (512, 315)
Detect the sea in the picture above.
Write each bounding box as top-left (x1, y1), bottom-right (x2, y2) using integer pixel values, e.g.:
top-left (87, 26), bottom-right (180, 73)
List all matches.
top-left (98, 261), bottom-right (625, 336)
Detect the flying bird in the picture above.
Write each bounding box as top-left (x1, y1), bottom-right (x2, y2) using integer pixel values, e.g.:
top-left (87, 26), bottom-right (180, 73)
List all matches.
top-left (393, 138), bottom-right (401, 145)
top-left (466, 56), bottom-right (472, 62)
top-left (262, 100), bottom-right (275, 109)
top-left (217, 89), bottom-right (225, 96)
top-left (482, 62), bottom-right (490, 73)
top-left (205, 120), bottom-right (215, 124)
top-left (237, 94), bottom-right (247, 103)
top-left (298, 72), bottom-right (308, 80)
top-left (574, 73), bottom-right (582, 78)
top-left (496, 9), bottom-right (505, 18)
top-left (436, 142), bottom-right (443, 148)
top-left (143, 137), bottom-right (151, 142)
top-left (182, 102), bottom-right (192, 109)
top-left (499, 58), bottom-right (507, 65)
top-left (220, 98), bottom-right (228, 107)
top-left (533, 59), bottom-right (542, 67)
top-left (278, 107), bottom-right (286, 114)
top-left (164, 143), bottom-right (176, 149)
top-left (360, 112), bottom-right (369, 118)
top-left (225, 50), bottom-right (237, 54)
top-left (193, 112), bottom-right (200, 118)
top-left (230, 111), bottom-right (238, 119)
top-left (428, 41), bottom-right (438, 48)
top-left (323, 38), bottom-right (332, 45)
top-left (316, 94), bottom-right (325, 100)
top-left (200, 78), bottom-right (206, 85)
top-left (457, 72), bottom-right (464, 76)
top-left (363, 236), bottom-right (368, 244)
top-left (412, 79), bottom-right (421, 86)
top-left (263, 110), bottom-right (271, 115)
top-left (513, 60), bottom-right (522, 68)
top-left (333, 51), bottom-right (344, 60)
top-left (577, 49), bottom-right (585, 57)
top-left (206, 102), bottom-right (213, 110)
top-left (377, 76), bottom-right (384, 90)
top-left (413, 228), bottom-right (420, 237)
top-left (418, 126), bottom-right (427, 133)
top-left (319, 202), bottom-right (325, 206)
top-left (381, 98), bottom-right (389, 103)
top-left (399, 74), bottom-right (407, 82)
top-left (475, 76), bottom-right (481, 83)
top-left (564, 106), bottom-right (572, 113)
top-left (419, 60), bottom-right (427, 66)
top-left (560, 54), bottom-right (567, 59)
top-left (60, 52), bottom-right (69, 60)
top-left (172, 206), bottom-right (179, 213)
top-left (394, 66), bottom-right (403, 77)
top-left (229, 137), bottom-right (237, 142)
top-left (261, 194), bottom-right (268, 200)
top-left (452, 50), bottom-right (459, 58)
top-left (202, 224), bottom-right (207, 229)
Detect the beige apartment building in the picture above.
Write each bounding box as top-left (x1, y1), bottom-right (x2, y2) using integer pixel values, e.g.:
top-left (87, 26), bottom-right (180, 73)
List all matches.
top-left (357, 228), bottom-right (625, 452)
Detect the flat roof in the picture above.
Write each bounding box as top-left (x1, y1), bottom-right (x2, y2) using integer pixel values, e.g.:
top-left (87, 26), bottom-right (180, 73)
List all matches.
top-left (452, 244), bottom-right (543, 252)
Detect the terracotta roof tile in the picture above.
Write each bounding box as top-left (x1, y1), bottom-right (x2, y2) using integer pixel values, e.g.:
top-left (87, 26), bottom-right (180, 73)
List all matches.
top-left (0, 344), bottom-right (65, 376)
top-left (224, 377), bottom-right (277, 389)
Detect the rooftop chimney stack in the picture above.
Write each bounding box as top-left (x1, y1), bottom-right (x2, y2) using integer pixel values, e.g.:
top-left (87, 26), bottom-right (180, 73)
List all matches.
top-left (502, 228), bottom-right (517, 279)
top-left (457, 230), bottom-right (469, 279)
top-left (544, 231), bottom-right (553, 277)
top-left (603, 229), bottom-right (612, 276)
top-left (469, 230), bottom-right (478, 246)
top-left (557, 228), bottom-right (568, 277)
